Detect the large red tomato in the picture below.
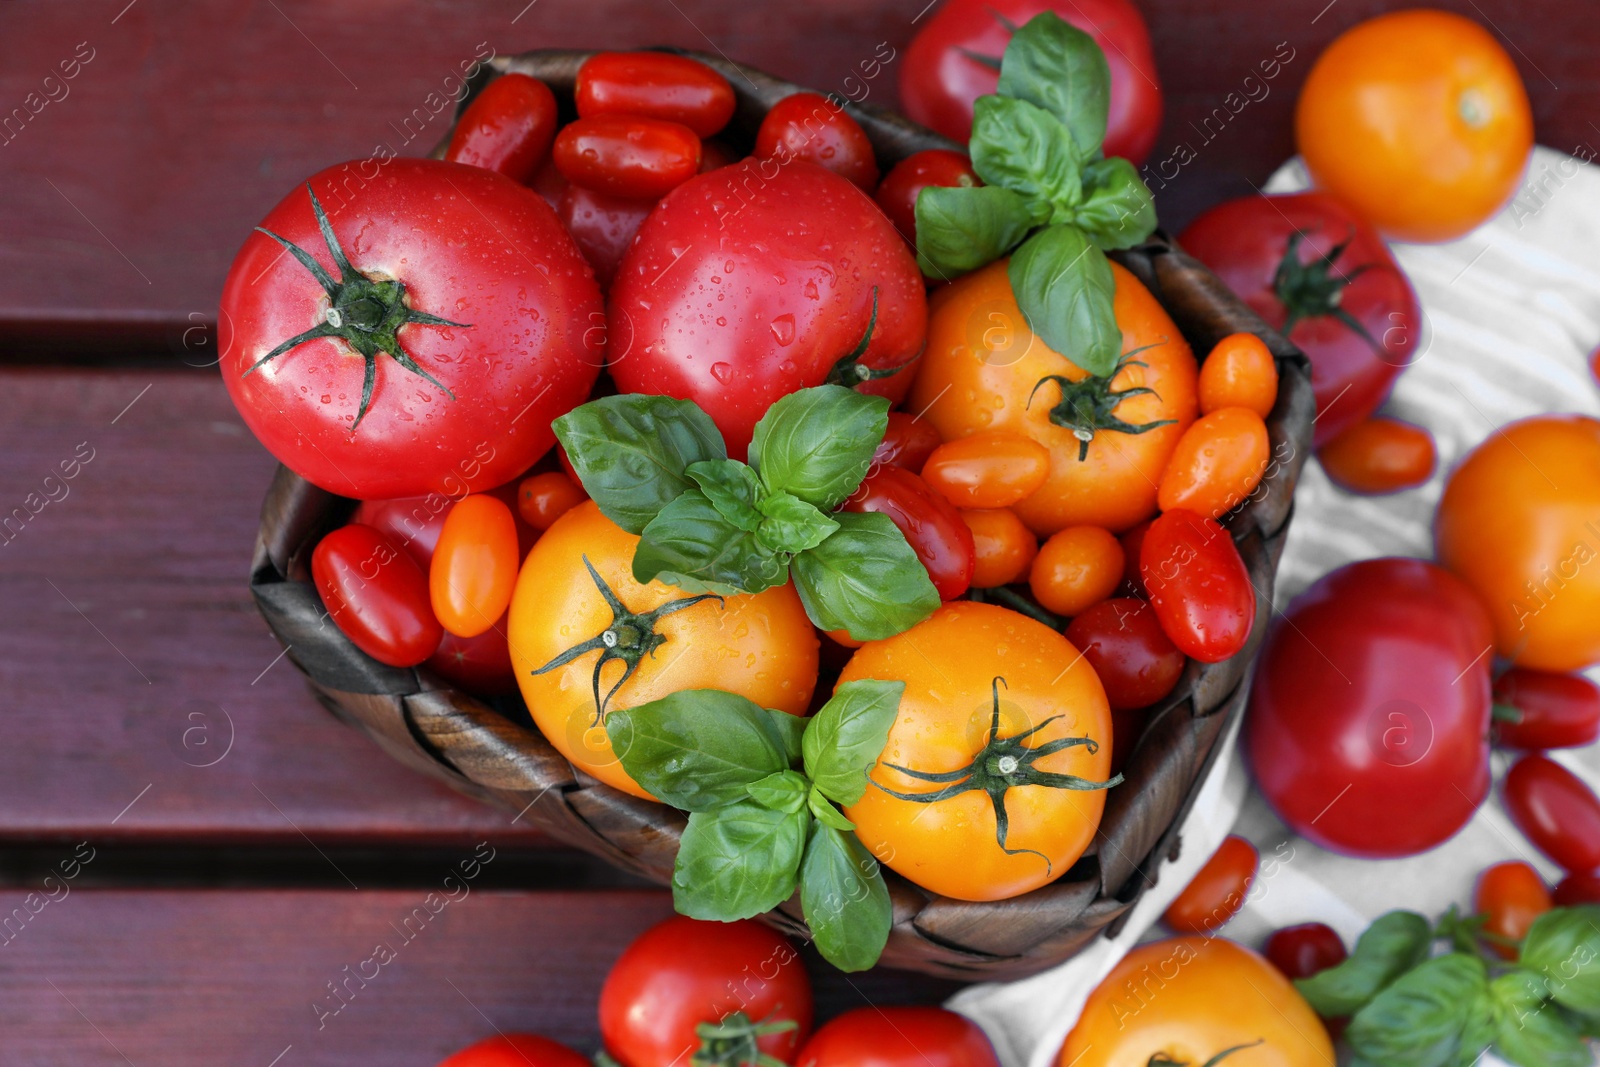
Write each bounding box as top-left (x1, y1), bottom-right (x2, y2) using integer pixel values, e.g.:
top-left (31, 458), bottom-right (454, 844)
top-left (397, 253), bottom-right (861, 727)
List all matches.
top-left (219, 158), bottom-right (604, 499)
top-left (608, 159), bottom-right (926, 458)
top-left (1180, 193), bottom-right (1419, 447)
top-left (901, 0), bottom-right (1162, 164)
top-left (1245, 558), bottom-right (1494, 858)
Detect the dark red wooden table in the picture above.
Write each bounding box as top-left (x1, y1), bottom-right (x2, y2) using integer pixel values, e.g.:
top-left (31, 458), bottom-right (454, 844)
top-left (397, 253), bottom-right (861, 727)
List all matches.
top-left (0, 0), bottom-right (1591, 1061)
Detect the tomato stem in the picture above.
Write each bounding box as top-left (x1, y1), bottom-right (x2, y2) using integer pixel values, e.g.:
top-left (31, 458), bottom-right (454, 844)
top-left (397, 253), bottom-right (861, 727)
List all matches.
top-left (245, 183), bottom-right (471, 430)
top-left (530, 555), bottom-right (723, 723)
top-left (826, 288), bottom-right (915, 388)
top-left (690, 1010), bottom-right (798, 1067)
top-left (1029, 351), bottom-right (1176, 461)
top-left (1272, 230), bottom-right (1383, 356)
top-left (869, 676), bottom-right (1121, 871)
top-left (1147, 1040), bottom-right (1265, 1067)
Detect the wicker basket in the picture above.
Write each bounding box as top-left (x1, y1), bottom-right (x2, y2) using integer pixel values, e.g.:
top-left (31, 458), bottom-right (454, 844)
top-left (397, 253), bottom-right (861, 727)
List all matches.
top-left (249, 49), bottom-right (1315, 981)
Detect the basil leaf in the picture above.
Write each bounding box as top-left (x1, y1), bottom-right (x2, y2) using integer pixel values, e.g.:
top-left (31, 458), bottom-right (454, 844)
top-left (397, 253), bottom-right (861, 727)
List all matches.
top-left (768, 709), bottom-right (807, 766)
top-left (633, 491), bottom-right (787, 596)
top-left (1075, 157), bottom-right (1157, 251)
top-left (803, 679), bottom-right (904, 806)
top-left (791, 512), bottom-right (940, 641)
top-left (747, 769), bottom-right (811, 814)
top-left (1008, 224), bottom-right (1120, 377)
top-left (757, 491), bottom-right (839, 556)
top-left (808, 786), bottom-right (855, 831)
top-left (687, 459), bottom-right (763, 532)
top-left (605, 689), bottom-right (790, 812)
top-left (1455, 984), bottom-right (1497, 1067)
top-left (749, 386), bottom-right (888, 511)
top-left (1520, 906), bottom-right (1600, 1015)
top-left (915, 184), bottom-right (1038, 278)
top-left (799, 824), bottom-right (892, 973)
top-left (1491, 970), bottom-right (1591, 1067)
top-left (996, 12), bottom-right (1109, 161)
top-left (673, 803), bottom-right (805, 921)
top-left (969, 95), bottom-right (1080, 216)
top-left (554, 395), bottom-right (726, 534)
top-left (1296, 911), bottom-right (1434, 1018)
top-left (1345, 953), bottom-right (1488, 1067)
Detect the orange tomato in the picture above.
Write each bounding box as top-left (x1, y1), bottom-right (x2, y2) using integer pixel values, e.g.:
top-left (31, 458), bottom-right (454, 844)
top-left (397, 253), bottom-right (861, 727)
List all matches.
top-left (1319, 416), bottom-right (1436, 494)
top-left (1029, 526), bottom-right (1124, 617)
top-left (961, 508), bottom-right (1039, 589)
top-left (518, 470), bottom-right (588, 530)
top-left (1156, 407), bottom-right (1270, 519)
top-left (842, 601), bottom-right (1113, 901)
top-left (921, 431), bottom-right (1051, 509)
top-left (431, 494), bottom-right (520, 638)
top-left (910, 259), bottom-right (1197, 535)
top-left (1162, 835), bottom-right (1258, 935)
top-left (1295, 9), bottom-right (1532, 242)
top-left (1197, 332), bottom-right (1278, 418)
top-left (1059, 936), bottom-right (1333, 1067)
top-left (1435, 415), bottom-right (1600, 671)
top-left (1474, 860), bottom-right (1552, 959)
top-left (508, 501), bottom-right (818, 799)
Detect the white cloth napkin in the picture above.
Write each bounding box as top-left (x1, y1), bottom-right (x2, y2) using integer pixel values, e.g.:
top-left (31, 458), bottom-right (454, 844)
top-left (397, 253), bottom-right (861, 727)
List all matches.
top-left (948, 145), bottom-right (1600, 1067)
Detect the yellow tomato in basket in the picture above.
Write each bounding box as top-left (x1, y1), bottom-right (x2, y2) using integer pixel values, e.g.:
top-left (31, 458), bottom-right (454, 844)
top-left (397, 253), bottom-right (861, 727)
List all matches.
top-left (507, 501), bottom-right (818, 800)
top-left (840, 601), bottom-right (1113, 901)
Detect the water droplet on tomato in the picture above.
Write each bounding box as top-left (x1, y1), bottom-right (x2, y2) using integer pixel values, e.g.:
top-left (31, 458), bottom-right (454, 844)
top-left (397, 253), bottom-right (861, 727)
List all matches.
top-left (770, 315), bottom-right (796, 346)
top-left (711, 362), bottom-right (734, 384)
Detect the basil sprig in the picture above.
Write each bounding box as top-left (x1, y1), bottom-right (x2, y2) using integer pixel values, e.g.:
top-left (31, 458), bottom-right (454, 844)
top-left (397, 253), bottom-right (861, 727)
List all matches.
top-left (606, 680), bottom-right (905, 971)
top-left (1295, 905), bottom-right (1600, 1067)
top-left (914, 12), bottom-right (1156, 377)
top-left (554, 386), bottom-right (939, 641)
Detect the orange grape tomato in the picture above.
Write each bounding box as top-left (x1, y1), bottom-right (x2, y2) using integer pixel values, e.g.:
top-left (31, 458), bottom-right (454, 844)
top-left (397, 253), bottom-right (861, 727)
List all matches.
top-left (1156, 407), bottom-right (1270, 519)
top-left (1474, 860), bottom-right (1552, 959)
top-left (921, 431), bottom-right (1051, 509)
top-left (430, 494), bottom-right (520, 638)
top-left (1198, 332), bottom-right (1278, 418)
top-left (1319, 416), bottom-right (1437, 494)
top-left (960, 508), bottom-right (1039, 589)
top-left (1029, 526), bottom-right (1124, 618)
top-left (518, 470), bottom-right (589, 530)
top-left (1163, 834), bottom-right (1259, 934)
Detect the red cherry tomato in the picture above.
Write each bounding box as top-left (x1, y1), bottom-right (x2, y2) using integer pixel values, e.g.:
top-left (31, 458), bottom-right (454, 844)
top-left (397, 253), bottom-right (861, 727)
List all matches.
top-left (1246, 558), bottom-right (1495, 858)
top-left (444, 73), bottom-right (559, 185)
top-left (1475, 860), bottom-right (1552, 958)
top-left (557, 184), bottom-right (657, 289)
top-left (1064, 597), bottom-right (1184, 710)
top-left (961, 508), bottom-right (1038, 589)
top-left (1504, 754), bottom-right (1600, 874)
top-left (1118, 519), bottom-right (1151, 596)
top-left (796, 1007), bottom-right (998, 1067)
top-left (1554, 872), bottom-right (1600, 906)
top-left (517, 471), bottom-right (588, 531)
top-left (900, 0), bottom-right (1163, 164)
top-left (553, 115), bottom-right (701, 199)
top-left (873, 412), bottom-right (943, 472)
top-left (438, 1034), bottom-right (591, 1067)
top-left (755, 92), bottom-right (880, 191)
top-left (842, 465), bottom-right (975, 600)
top-left (426, 610), bottom-right (517, 695)
top-left (312, 523), bottom-right (442, 668)
top-left (873, 149), bottom-right (979, 247)
top-left (600, 916), bottom-right (813, 1067)
top-left (430, 495), bottom-right (519, 638)
top-left (575, 51), bottom-right (736, 138)
top-left (1139, 509), bottom-right (1256, 663)
top-left (1263, 923), bottom-right (1348, 982)
top-left (922, 431), bottom-right (1051, 509)
top-left (1493, 668), bottom-right (1600, 750)
top-left (1162, 834), bottom-right (1258, 934)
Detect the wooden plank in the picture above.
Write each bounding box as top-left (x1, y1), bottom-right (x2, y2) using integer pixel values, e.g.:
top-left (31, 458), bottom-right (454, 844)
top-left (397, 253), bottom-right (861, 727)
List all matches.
top-left (0, 886), bottom-right (960, 1065)
top-left (2, 0), bottom-right (1594, 354)
top-left (0, 366), bottom-right (549, 844)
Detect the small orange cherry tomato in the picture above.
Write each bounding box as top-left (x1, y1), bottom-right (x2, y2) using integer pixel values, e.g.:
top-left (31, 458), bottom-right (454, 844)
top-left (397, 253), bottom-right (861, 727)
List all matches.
top-left (1163, 834), bottom-right (1258, 934)
top-left (1319, 417), bottom-right (1437, 494)
top-left (1156, 407), bottom-right (1270, 519)
top-left (518, 471), bottom-right (589, 530)
top-left (1474, 860), bottom-right (1552, 959)
top-left (430, 494), bottom-right (519, 638)
top-left (1197, 332), bottom-right (1278, 418)
top-left (961, 508), bottom-right (1039, 589)
top-left (922, 431), bottom-right (1050, 509)
top-left (1029, 526), bottom-right (1124, 617)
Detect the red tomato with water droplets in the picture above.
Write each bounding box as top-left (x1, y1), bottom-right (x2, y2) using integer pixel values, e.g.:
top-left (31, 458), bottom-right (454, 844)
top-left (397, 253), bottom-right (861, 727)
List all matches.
top-left (312, 523), bottom-right (441, 668)
top-left (517, 471), bottom-right (588, 531)
top-left (1264, 923), bottom-right (1348, 982)
top-left (557, 184), bottom-right (657, 289)
top-left (842, 466), bottom-right (974, 600)
top-left (438, 1034), bottom-right (591, 1067)
top-left (796, 1007), bottom-right (998, 1067)
top-left (445, 73), bottom-right (559, 184)
top-left (873, 412), bottom-right (943, 472)
top-left (575, 51), bottom-right (735, 138)
top-left (1504, 754), bottom-right (1600, 874)
top-left (873, 149), bottom-right (979, 248)
top-left (553, 115), bottom-right (701, 199)
top-left (1064, 597), bottom-right (1184, 710)
top-left (756, 92), bottom-right (880, 191)
top-left (1493, 668), bottom-right (1600, 750)
top-left (1139, 509), bottom-right (1255, 663)
top-left (610, 160), bottom-right (926, 459)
